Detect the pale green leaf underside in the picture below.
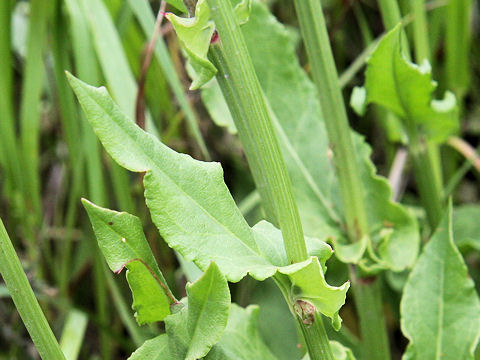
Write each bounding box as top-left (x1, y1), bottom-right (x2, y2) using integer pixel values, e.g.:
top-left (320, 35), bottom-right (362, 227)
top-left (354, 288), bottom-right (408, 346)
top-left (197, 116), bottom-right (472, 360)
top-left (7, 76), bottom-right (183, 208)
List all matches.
top-left (82, 199), bottom-right (171, 323)
top-left (68, 73), bottom-right (349, 326)
top-left (68, 72), bottom-right (271, 283)
top-left (165, 262), bottom-right (230, 360)
top-left (201, 1), bottom-right (418, 271)
top-left (355, 25), bottom-right (458, 143)
top-left (400, 204), bottom-right (480, 359)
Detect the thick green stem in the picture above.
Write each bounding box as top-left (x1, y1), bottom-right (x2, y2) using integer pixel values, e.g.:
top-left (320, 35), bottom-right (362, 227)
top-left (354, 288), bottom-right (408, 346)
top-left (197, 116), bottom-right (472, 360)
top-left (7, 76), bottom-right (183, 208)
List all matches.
top-left (408, 129), bottom-right (444, 228)
top-left (292, 0), bottom-right (369, 243)
top-left (351, 274), bottom-right (390, 360)
top-left (292, 0), bottom-right (391, 358)
top-left (297, 313), bottom-right (335, 360)
top-left (0, 220), bottom-right (66, 360)
top-left (206, 0), bottom-right (333, 357)
top-left (207, 0), bottom-right (307, 264)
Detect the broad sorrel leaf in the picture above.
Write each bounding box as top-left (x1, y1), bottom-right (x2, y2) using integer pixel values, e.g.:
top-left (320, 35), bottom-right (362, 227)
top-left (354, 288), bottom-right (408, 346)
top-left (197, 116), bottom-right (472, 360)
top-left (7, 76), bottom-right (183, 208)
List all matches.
top-left (165, 262), bottom-right (230, 360)
top-left (205, 304), bottom-right (277, 360)
top-left (68, 73), bottom-right (274, 283)
top-left (351, 25), bottom-right (458, 144)
top-left (201, 1), bottom-right (418, 272)
top-left (82, 199), bottom-right (173, 324)
top-left (400, 203), bottom-right (480, 359)
top-left (68, 73), bottom-right (349, 326)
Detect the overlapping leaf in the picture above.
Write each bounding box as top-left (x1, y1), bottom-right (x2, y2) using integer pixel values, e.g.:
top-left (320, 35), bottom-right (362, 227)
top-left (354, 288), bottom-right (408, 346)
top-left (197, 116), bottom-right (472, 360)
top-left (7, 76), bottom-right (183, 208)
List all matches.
top-left (200, 1), bottom-right (418, 271)
top-left (165, 262), bottom-right (230, 360)
top-left (400, 203), bottom-right (480, 359)
top-left (351, 25), bottom-right (458, 143)
top-left (68, 73), bottom-right (349, 327)
top-left (82, 199), bottom-right (173, 324)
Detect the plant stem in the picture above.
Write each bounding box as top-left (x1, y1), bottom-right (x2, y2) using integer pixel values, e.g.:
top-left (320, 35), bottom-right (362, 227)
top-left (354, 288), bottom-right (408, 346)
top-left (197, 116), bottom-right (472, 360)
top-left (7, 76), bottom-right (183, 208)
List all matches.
top-left (351, 274), bottom-right (390, 360)
top-left (292, 1), bottom-right (391, 358)
top-left (292, 0), bottom-right (369, 243)
top-left (206, 0), bottom-right (307, 264)
top-left (206, 0), bottom-right (333, 357)
top-left (0, 219), bottom-right (66, 360)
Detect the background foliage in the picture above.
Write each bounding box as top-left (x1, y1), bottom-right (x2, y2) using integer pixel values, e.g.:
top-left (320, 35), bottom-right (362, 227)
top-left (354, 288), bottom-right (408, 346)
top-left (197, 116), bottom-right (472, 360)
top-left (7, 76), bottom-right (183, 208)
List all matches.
top-left (1, 0), bottom-right (480, 359)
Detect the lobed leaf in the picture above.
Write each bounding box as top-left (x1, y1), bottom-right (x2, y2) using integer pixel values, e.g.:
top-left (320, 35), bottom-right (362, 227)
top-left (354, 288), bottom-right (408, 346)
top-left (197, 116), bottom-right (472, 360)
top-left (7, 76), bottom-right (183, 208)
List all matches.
top-left (400, 203), bottom-right (480, 359)
top-left (165, 262), bottom-right (230, 360)
top-left (68, 72), bottom-right (349, 327)
top-left (68, 72), bottom-right (275, 283)
top-left (351, 25), bottom-right (458, 143)
top-left (82, 199), bottom-right (173, 324)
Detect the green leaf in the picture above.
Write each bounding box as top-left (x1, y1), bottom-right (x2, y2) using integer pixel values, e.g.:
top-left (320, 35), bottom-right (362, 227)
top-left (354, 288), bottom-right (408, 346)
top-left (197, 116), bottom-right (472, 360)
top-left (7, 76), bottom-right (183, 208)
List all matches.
top-left (353, 25), bottom-right (458, 143)
top-left (453, 205), bottom-right (480, 251)
top-left (400, 203), bottom-right (480, 359)
top-left (82, 199), bottom-right (174, 324)
top-left (206, 304), bottom-right (277, 360)
top-left (128, 334), bottom-right (169, 360)
top-left (67, 73), bottom-right (275, 283)
top-left (278, 257), bottom-right (350, 330)
top-left (201, 1), bottom-right (418, 271)
top-left (165, 262), bottom-right (230, 360)
top-left (166, 0), bottom-right (217, 90)
top-left (68, 73), bottom-right (349, 327)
